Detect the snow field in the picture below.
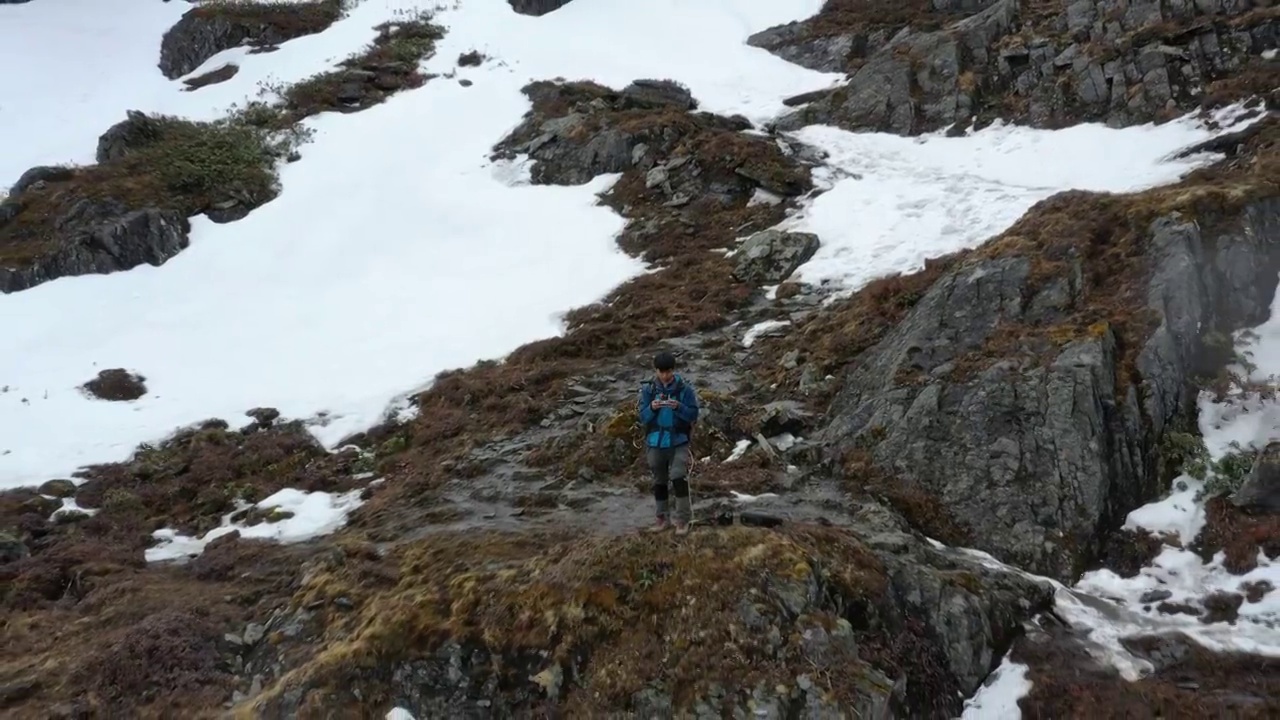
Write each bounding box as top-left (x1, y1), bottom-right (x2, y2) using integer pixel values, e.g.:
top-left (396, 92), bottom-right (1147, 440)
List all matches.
top-left (781, 104), bottom-right (1265, 295)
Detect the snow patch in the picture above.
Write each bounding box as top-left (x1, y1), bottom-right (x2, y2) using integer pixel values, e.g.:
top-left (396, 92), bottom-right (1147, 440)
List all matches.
top-left (783, 106), bottom-right (1264, 296)
top-left (743, 320), bottom-right (790, 347)
top-left (145, 487), bottom-right (366, 562)
top-left (725, 439), bottom-right (752, 463)
top-left (730, 490), bottom-right (778, 502)
top-left (959, 655), bottom-right (1032, 719)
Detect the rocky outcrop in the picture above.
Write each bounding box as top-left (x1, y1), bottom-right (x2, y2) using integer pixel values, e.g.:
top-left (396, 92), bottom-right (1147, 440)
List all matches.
top-left (9, 165), bottom-right (75, 196)
top-left (1232, 440), bottom-right (1280, 512)
top-left (158, 0), bottom-right (345, 79)
top-left (762, 0), bottom-right (1278, 134)
top-left (820, 196), bottom-right (1280, 581)
top-left (244, 507), bottom-right (1052, 719)
top-left (82, 369), bottom-right (148, 402)
top-left (733, 229), bottom-right (821, 284)
top-left (492, 78), bottom-right (717, 187)
top-left (0, 198), bottom-right (190, 294)
top-left (508, 0), bottom-right (577, 17)
top-left (96, 110), bottom-right (167, 164)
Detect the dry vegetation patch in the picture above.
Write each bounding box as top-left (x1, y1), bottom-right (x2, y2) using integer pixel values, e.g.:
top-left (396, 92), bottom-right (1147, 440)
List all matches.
top-left (249, 524), bottom-right (950, 716)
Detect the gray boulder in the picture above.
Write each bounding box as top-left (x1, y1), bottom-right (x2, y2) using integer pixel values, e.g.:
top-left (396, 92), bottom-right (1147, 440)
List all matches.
top-left (746, 22), bottom-right (857, 73)
top-left (733, 230), bottom-right (820, 285)
top-left (96, 110), bottom-right (166, 164)
top-left (1232, 441), bottom-right (1280, 513)
top-left (620, 79), bottom-right (696, 110)
top-left (10, 165), bottom-right (75, 196)
top-left (508, 0), bottom-right (576, 16)
top-left (37, 479), bottom-right (77, 498)
top-left (821, 197), bottom-right (1280, 581)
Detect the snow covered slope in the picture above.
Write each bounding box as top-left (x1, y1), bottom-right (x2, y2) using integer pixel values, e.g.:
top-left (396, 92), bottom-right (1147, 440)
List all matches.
top-left (0, 0), bottom-right (1254, 488)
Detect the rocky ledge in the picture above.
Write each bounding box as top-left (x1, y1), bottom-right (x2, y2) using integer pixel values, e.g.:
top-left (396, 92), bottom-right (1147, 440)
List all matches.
top-left (758, 0), bottom-right (1278, 134)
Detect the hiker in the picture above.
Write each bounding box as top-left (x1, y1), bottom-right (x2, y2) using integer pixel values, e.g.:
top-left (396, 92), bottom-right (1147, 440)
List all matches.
top-left (637, 351), bottom-right (700, 534)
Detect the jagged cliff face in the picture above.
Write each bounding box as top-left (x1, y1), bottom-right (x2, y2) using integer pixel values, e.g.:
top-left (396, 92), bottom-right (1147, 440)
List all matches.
top-left (819, 193), bottom-right (1280, 580)
top-left (760, 0), bottom-right (1277, 133)
top-left (1, 1), bottom-right (1278, 719)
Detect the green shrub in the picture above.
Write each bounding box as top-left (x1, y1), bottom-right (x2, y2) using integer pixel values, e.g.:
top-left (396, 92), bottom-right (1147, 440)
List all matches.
top-left (1199, 441), bottom-right (1256, 500)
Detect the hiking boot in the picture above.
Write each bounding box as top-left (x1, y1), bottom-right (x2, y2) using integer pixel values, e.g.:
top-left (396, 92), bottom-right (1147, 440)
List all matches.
top-left (673, 520), bottom-right (690, 536)
top-left (647, 516), bottom-right (670, 532)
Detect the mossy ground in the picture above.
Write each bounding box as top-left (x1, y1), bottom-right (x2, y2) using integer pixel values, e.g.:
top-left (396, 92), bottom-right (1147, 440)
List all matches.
top-left (245, 524), bottom-right (919, 716)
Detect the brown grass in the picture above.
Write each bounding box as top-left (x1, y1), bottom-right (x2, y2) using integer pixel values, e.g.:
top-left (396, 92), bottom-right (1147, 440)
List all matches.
top-left (1194, 496), bottom-right (1280, 574)
top-left (1090, 527), bottom-right (1165, 578)
top-left (192, 0), bottom-right (346, 36)
top-left (278, 14), bottom-right (444, 119)
top-left (1, 540), bottom-right (317, 717)
top-left (803, 0), bottom-right (967, 41)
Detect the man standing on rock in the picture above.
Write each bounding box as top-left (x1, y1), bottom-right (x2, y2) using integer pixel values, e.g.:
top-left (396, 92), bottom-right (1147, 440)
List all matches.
top-left (638, 351), bottom-right (700, 534)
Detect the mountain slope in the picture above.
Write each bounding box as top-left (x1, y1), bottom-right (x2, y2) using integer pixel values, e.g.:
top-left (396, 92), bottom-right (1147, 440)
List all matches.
top-left (1, 1), bottom-right (1278, 718)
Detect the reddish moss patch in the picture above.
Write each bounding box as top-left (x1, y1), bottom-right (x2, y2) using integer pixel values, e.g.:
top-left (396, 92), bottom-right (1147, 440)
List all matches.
top-left (1015, 625), bottom-right (1280, 717)
top-left (1, 538), bottom-right (317, 717)
top-left (1090, 527), bottom-right (1165, 578)
top-left (774, 256), bottom-right (955, 383)
top-left (81, 368), bottom-right (148, 401)
top-left (1195, 496), bottom-right (1280, 574)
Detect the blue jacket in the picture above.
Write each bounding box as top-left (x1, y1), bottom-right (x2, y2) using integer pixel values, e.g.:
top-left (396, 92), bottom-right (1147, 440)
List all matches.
top-left (638, 374), bottom-right (699, 448)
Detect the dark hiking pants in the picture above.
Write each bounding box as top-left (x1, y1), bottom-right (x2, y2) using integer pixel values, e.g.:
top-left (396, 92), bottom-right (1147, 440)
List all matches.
top-left (647, 444), bottom-right (691, 523)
